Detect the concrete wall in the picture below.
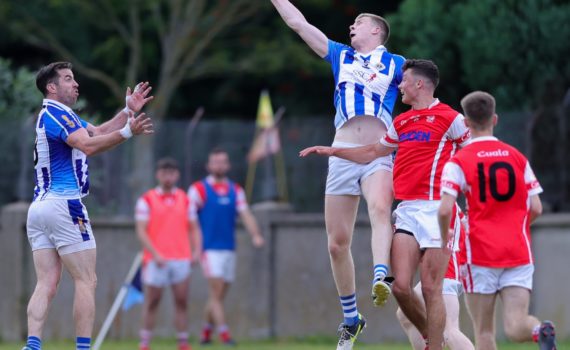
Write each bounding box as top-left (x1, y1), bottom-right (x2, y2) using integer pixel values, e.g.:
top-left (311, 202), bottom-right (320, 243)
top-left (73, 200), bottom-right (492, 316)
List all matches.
top-left (1, 202), bottom-right (569, 343)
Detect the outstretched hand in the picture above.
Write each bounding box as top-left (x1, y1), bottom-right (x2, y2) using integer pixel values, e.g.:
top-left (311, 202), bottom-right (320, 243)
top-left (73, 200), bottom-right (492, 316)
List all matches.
top-left (129, 112), bottom-right (154, 136)
top-left (126, 82), bottom-right (154, 113)
top-left (299, 146), bottom-right (335, 157)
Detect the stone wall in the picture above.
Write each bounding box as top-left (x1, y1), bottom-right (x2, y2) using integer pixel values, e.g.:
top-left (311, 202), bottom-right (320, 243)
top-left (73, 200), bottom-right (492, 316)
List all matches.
top-left (1, 203), bottom-right (568, 343)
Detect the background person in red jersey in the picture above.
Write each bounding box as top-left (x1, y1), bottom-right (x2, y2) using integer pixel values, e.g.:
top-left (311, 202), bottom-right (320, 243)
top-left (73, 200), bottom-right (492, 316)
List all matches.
top-left (135, 158), bottom-right (201, 350)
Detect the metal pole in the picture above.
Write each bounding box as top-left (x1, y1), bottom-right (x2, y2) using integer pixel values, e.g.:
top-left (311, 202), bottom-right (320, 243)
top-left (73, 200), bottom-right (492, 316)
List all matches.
top-left (93, 252), bottom-right (142, 350)
top-left (184, 107), bottom-right (205, 187)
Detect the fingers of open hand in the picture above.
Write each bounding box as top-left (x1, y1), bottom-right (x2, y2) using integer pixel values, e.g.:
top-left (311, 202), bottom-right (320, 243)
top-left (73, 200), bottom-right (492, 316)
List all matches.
top-left (300, 146), bottom-right (330, 157)
top-left (299, 147), bottom-right (316, 157)
top-left (130, 113), bottom-right (154, 135)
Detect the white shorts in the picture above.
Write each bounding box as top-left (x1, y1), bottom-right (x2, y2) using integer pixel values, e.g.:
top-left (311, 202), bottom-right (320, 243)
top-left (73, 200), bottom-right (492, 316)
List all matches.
top-left (143, 260), bottom-right (191, 287)
top-left (461, 263), bottom-right (534, 294)
top-left (393, 200), bottom-right (460, 250)
top-left (415, 278), bottom-right (463, 297)
top-left (26, 199), bottom-right (96, 255)
top-left (201, 250), bottom-right (236, 282)
top-left (443, 278), bottom-right (463, 296)
top-left (325, 142), bottom-right (393, 196)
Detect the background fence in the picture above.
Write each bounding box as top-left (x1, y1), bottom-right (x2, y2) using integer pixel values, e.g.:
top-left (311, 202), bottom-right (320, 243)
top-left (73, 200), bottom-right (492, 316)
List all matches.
top-left (2, 109), bottom-right (569, 217)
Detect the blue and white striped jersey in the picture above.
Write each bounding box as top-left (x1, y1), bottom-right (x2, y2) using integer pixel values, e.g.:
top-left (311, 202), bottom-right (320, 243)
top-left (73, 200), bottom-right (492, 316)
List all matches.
top-left (324, 40), bottom-right (405, 129)
top-left (33, 99), bottom-right (90, 201)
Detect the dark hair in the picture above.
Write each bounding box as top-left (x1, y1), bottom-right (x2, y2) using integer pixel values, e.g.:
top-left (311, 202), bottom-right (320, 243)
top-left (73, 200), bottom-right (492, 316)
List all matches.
top-left (156, 157), bottom-right (179, 170)
top-left (402, 59), bottom-right (439, 88)
top-left (209, 147), bottom-right (228, 157)
top-left (356, 13), bottom-right (390, 44)
top-left (36, 62), bottom-right (73, 96)
top-left (461, 91), bottom-right (496, 129)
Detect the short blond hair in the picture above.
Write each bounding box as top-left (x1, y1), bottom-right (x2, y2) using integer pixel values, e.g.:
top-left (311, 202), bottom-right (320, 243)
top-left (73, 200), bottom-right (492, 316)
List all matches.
top-left (356, 13), bottom-right (390, 44)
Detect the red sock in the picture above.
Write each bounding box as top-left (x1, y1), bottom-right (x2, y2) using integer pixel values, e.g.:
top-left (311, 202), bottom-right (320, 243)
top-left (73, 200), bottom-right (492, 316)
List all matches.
top-left (220, 330), bottom-right (232, 343)
top-left (532, 325), bottom-right (540, 343)
top-left (201, 325), bottom-right (212, 342)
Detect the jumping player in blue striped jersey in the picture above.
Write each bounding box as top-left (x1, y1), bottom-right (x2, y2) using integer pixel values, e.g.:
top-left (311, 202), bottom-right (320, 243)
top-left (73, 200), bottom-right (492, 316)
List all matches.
top-left (271, 2), bottom-right (404, 349)
top-left (23, 62), bottom-right (153, 350)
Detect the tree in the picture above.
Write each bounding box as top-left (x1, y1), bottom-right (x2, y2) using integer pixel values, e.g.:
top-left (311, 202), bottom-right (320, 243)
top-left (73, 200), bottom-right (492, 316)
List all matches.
top-left (0, 57), bottom-right (41, 121)
top-left (388, 0), bottom-right (570, 209)
top-left (0, 58), bottom-right (42, 203)
top-left (4, 0), bottom-right (270, 194)
top-left (388, 0), bottom-right (570, 110)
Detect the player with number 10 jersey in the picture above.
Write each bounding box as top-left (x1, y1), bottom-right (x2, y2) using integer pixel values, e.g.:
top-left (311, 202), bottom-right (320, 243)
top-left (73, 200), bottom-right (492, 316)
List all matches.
top-left (441, 137), bottom-right (542, 267)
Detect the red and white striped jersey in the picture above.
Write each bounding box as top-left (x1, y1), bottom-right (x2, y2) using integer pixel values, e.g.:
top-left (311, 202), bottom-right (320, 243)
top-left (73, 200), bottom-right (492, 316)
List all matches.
top-left (441, 136), bottom-right (543, 268)
top-left (381, 99), bottom-right (470, 200)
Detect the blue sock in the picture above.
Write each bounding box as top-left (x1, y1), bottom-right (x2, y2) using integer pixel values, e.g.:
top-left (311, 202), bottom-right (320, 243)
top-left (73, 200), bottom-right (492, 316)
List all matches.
top-left (26, 336), bottom-right (41, 350)
top-left (340, 293), bottom-right (359, 326)
top-left (76, 337), bottom-right (91, 350)
top-left (373, 264), bottom-right (389, 282)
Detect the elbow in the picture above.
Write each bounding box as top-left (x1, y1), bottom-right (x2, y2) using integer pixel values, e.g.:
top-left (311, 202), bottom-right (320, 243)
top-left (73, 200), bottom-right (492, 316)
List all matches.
top-left (530, 196), bottom-right (543, 220)
top-left (530, 205), bottom-right (543, 220)
top-left (287, 18), bottom-right (306, 33)
top-left (437, 208), bottom-right (450, 222)
top-left (76, 142), bottom-right (99, 157)
top-left (82, 146), bottom-right (98, 157)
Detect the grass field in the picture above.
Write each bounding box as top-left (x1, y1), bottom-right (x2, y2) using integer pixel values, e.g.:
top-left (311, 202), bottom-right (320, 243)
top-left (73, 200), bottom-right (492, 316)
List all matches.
top-left (1, 338), bottom-right (567, 350)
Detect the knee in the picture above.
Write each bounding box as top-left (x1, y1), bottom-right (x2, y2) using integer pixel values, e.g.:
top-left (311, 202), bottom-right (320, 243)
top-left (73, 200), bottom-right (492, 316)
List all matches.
top-left (421, 279), bottom-right (442, 300)
top-left (78, 274), bottom-right (98, 291)
top-left (392, 281), bottom-right (412, 301)
top-left (367, 200), bottom-right (391, 222)
top-left (175, 297), bottom-right (188, 311)
top-left (327, 233), bottom-right (351, 258)
top-left (503, 320), bottom-right (524, 342)
top-left (37, 276), bottom-right (61, 301)
top-left (36, 285), bottom-right (58, 305)
top-left (147, 295), bottom-right (161, 310)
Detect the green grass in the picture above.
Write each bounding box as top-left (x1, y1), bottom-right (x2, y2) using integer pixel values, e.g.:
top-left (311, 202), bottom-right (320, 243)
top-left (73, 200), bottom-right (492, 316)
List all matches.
top-left (2, 338), bottom-right (568, 350)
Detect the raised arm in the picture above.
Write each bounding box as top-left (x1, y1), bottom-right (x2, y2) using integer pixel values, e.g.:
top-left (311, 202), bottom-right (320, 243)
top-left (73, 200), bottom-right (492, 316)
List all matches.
top-left (271, 0), bottom-right (329, 58)
top-left (87, 82), bottom-right (154, 136)
top-left (299, 142), bottom-right (394, 164)
top-left (67, 111), bottom-right (153, 156)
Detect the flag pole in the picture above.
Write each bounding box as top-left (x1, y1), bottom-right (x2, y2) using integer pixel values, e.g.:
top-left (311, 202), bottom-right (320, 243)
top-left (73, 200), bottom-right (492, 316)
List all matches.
top-left (274, 148), bottom-right (289, 202)
top-left (245, 141), bottom-right (258, 201)
top-left (270, 107), bottom-right (288, 202)
top-left (93, 252), bottom-right (143, 350)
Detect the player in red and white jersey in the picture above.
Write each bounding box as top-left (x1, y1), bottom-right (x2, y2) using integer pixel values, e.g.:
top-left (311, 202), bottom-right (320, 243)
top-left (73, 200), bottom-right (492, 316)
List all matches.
top-left (438, 91), bottom-right (557, 350)
top-left (397, 206), bottom-right (473, 350)
top-left (301, 59), bottom-right (470, 350)
top-left (383, 96), bottom-right (470, 202)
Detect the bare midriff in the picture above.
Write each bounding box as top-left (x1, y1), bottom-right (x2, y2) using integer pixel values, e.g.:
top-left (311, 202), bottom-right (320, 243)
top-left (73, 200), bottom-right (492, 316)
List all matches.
top-left (334, 115), bottom-right (388, 145)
